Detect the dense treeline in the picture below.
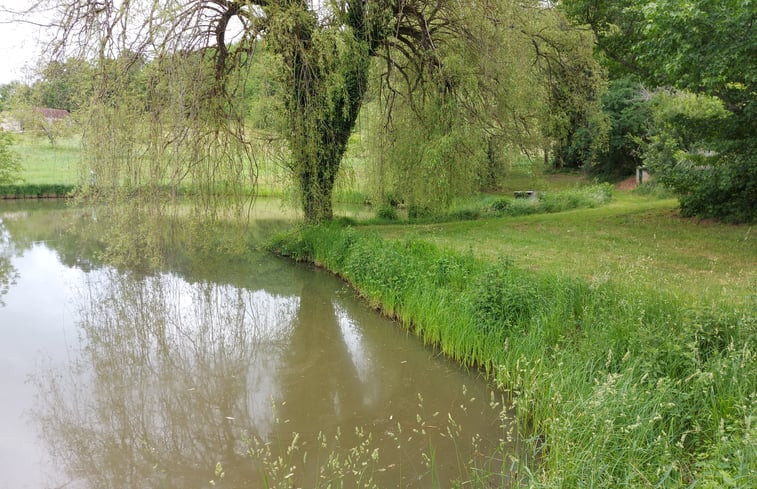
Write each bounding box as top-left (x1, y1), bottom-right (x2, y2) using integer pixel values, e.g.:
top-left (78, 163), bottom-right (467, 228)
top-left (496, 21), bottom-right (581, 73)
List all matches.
top-left (562, 0), bottom-right (756, 222)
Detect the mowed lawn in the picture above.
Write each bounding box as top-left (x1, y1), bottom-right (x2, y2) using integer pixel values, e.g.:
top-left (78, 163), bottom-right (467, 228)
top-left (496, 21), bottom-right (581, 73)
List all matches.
top-left (367, 192), bottom-right (756, 305)
top-left (12, 135), bottom-right (80, 185)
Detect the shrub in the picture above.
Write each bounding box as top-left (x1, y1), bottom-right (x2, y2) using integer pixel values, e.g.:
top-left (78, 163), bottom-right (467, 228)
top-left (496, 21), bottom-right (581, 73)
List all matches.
top-left (644, 90), bottom-right (756, 223)
top-left (0, 130), bottom-right (22, 185)
top-left (375, 203), bottom-right (398, 221)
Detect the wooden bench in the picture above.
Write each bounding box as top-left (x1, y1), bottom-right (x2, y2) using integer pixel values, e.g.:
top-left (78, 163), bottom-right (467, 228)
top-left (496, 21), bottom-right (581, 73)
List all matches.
top-left (514, 190), bottom-right (538, 199)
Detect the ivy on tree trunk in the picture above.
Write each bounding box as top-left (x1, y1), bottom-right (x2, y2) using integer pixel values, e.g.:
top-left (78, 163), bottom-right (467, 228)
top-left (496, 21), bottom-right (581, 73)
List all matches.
top-left (272, 2), bottom-right (375, 223)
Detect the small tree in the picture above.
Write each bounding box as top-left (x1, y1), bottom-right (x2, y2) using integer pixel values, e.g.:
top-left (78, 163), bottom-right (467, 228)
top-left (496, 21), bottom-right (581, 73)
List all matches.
top-left (14, 107), bottom-right (72, 146)
top-left (0, 129), bottom-right (22, 184)
top-left (643, 90), bottom-right (756, 222)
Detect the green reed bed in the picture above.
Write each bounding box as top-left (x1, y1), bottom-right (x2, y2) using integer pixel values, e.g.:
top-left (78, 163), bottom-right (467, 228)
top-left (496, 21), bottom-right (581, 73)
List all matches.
top-left (269, 224), bottom-right (756, 488)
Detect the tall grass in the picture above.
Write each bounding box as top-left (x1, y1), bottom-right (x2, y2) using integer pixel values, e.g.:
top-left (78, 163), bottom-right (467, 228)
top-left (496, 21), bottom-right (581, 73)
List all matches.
top-left (490, 183), bottom-right (614, 217)
top-left (367, 184), bottom-right (615, 223)
top-left (269, 224), bottom-right (756, 487)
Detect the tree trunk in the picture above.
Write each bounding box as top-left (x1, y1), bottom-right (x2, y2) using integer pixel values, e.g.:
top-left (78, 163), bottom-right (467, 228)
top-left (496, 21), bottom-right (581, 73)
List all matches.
top-left (299, 152), bottom-right (338, 224)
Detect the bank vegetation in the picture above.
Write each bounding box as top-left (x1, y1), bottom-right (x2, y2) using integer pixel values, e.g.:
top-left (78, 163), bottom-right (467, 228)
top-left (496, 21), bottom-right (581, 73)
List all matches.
top-left (270, 224), bottom-right (756, 487)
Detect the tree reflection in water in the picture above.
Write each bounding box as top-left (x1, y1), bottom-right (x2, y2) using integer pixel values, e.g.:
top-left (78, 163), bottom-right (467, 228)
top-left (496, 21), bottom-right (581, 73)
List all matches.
top-left (23, 208), bottom-right (512, 489)
top-left (33, 268), bottom-right (303, 488)
top-left (0, 217), bottom-right (19, 307)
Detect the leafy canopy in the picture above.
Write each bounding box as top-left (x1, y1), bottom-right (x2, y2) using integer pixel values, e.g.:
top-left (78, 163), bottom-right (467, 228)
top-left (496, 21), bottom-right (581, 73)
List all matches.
top-left (564, 0), bottom-right (756, 221)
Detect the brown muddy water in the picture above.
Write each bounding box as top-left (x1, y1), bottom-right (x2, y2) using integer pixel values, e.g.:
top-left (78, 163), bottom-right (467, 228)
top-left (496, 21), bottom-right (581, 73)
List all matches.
top-left (0, 202), bottom-right (517, 488)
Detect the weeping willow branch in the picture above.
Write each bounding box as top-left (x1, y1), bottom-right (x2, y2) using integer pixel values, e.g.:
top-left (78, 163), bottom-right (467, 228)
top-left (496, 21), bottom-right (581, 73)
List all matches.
top-left (34, 1), bottom-right (583, 225)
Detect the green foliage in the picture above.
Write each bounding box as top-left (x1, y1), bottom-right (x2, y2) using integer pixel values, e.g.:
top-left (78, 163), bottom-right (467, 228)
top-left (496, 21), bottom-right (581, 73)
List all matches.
top-left (537, 7), bottom-right (608, 170)
top-left (643, 90), bottom-right (756, 222)
top-left (0, 183), bottom-right (74, 199)
top-left (270, 224), bottom-right (757, 488)
top-left (243, 45), bottom-right (284, 131)
top-left (13, 107), bottom-right (74, 147)
top-left (367, 2), bottom-right (600, 207)
top-left (564, 0), bottom-right (757, 221)
top-left (591, 78), bottom-right (651, 177)
top-left (544, 77), bottom-right (650, 178)
top-left (469, 263), bottom-right (544, 336)
top-left (374, 203), bottom-right (398, 221)
top-left (32, 58), bottom-right (94, 112)
top-left (0, 82), bottom-right (24, 112)
top-left (373, 95), bottom-right (489, 211)
top-left (563, 0), bottom-right (756, 99)
top-left (0, 183), bottom-right (76, 199)
top-left (0, 130), bottom-right (22, 184)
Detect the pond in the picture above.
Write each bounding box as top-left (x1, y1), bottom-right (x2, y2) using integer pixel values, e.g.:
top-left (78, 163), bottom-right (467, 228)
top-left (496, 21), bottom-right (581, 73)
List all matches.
top-left (0, 202), bottom-right (517, 488)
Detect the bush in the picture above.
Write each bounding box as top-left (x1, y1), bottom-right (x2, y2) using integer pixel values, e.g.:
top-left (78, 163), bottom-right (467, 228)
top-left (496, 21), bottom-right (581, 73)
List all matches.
top-left (644, 90), bottom-right (756, 223)
top-left (0, 130), bottom-right (22, 185)
top-left (490, 183), bottom-right (613, 217)
top-left (375, 203), bottom-right (399, 221)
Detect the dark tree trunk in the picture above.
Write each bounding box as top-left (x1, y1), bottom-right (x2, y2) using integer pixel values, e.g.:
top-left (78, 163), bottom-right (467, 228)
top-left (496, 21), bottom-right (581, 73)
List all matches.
top-left (298, 150), bottom-right (339, 224)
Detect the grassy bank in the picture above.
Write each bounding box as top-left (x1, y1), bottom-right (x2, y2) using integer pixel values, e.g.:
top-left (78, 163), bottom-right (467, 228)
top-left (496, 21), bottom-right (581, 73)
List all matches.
top-left (0, 183), bottom-right (76, 199)
top-left (368, 193), bottom-right (755, 305)
top-left (269, 224), bottom-right (756, 487)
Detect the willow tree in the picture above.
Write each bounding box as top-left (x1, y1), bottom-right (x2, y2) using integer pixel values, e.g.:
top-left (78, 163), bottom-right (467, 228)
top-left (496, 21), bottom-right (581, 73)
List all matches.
top-left (35, 0), bottom-right (461, 223)
top-left (363, 1), bottom-right (603, 210)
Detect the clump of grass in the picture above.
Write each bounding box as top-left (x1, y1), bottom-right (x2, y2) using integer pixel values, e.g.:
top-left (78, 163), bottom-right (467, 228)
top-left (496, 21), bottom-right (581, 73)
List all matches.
top-left (333, 189), bottom-right (370, 204)
top-left (634, 180), bottom-right (676, 199)
top-left (490, 183), bottom-right (614, 217)
top-left (269, 224), bottom-right (757, 487)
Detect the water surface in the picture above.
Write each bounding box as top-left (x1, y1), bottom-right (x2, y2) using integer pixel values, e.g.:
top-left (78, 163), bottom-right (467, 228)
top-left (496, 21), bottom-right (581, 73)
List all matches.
top-left (0, 202), bottom-right (515, 488)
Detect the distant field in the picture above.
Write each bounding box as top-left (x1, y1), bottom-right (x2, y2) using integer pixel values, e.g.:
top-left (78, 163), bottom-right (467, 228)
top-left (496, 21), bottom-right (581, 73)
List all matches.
top-left (12, 135), bottom-right (80, 185)
top-left (11, 135), bottom-right (590, 198)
